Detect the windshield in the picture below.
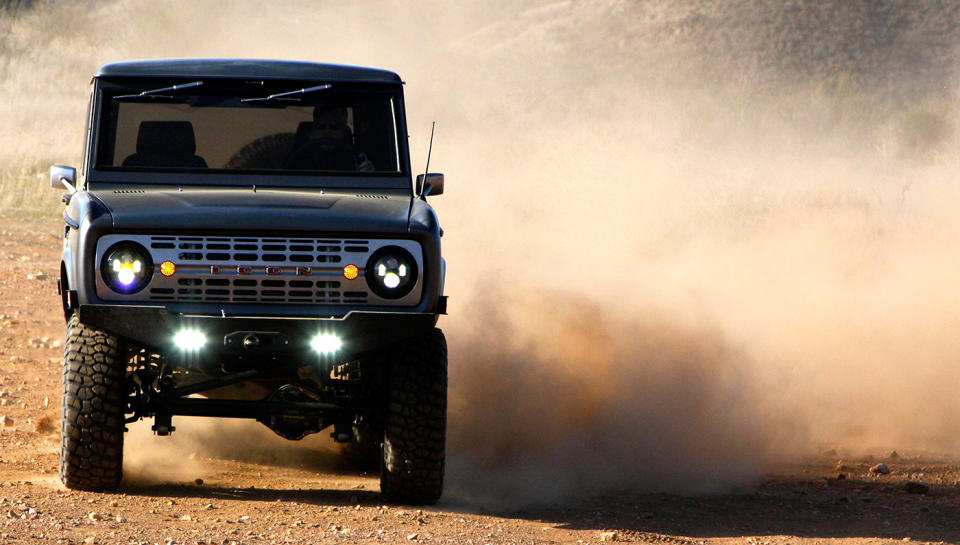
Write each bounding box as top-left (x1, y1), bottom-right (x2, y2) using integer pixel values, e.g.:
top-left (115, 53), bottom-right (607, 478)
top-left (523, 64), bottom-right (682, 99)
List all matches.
top-left (95, 83), bottom-right (402, 175)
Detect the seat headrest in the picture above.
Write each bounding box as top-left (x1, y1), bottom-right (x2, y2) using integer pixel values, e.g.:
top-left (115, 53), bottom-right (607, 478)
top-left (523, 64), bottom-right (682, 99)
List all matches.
top-left (294, 121), bottom-right (314, 149)
top-left (136, 121), bottom-right (197, 157)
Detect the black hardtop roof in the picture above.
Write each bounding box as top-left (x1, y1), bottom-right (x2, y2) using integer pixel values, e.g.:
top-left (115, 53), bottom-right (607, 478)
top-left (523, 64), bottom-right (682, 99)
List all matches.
top-left (95, 58), bottom-right (403, 84)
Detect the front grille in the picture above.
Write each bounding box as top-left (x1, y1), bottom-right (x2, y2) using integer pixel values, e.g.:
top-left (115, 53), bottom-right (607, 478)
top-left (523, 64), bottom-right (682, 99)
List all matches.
top-left (148, 235), bottom-right (371, 265)
top-left (148, 278), bottom-right (362, 304)
top-left (95, 234), bottom-right (423, 307)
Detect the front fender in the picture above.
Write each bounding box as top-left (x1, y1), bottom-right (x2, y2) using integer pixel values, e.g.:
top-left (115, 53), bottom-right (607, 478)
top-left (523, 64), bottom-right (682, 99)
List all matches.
top-left (62, 190), bottom-right (113, 307)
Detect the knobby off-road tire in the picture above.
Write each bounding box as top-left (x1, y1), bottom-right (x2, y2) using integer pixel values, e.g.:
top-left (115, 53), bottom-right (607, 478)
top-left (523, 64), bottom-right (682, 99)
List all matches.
top-left (59, 314), bottom-right (127, 490)
top-left (380, 328), bottom-right (447, 505)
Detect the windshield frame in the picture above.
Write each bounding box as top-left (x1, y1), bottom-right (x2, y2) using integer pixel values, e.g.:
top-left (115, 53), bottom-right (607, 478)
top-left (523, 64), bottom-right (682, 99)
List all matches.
top-left (85, 77), bottom-right (413, 192)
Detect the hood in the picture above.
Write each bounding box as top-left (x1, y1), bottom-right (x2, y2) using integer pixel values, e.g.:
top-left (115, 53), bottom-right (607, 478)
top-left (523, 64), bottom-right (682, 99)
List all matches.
top-left (91, 188), bottom-right (413, 233)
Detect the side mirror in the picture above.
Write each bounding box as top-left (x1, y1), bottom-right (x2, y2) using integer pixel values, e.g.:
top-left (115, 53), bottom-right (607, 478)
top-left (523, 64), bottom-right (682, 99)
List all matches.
top-left (416, 173), bottom-right (444, 197)
top-left (50, 165), bottom-right (77, 192)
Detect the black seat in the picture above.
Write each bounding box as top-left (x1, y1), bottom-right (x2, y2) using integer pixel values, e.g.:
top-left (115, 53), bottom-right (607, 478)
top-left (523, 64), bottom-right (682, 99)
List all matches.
top-left (293, 121), bottom-right (314, 149)
top-left (122, 121), bottom-right (208, 168)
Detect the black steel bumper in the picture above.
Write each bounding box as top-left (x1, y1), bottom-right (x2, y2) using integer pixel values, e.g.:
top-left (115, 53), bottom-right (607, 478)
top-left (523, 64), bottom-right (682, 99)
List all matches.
top-left (77, 304), bottom-right (438, 359)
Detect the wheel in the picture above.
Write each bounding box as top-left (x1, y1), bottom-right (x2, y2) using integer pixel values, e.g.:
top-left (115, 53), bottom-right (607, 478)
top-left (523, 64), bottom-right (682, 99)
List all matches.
top-left (224, 133), bottom-right (295, 169)
top-left (380, 328), bottom-right (447, 505)
top-left (59, 314), bottom-right (127, 490)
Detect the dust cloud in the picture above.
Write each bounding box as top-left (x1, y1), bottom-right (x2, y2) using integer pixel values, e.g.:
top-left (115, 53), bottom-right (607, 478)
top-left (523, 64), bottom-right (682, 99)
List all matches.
top-left (4, 0), bottom-right (960, 506)
top-left (122, 418), bottom-right (343, 487)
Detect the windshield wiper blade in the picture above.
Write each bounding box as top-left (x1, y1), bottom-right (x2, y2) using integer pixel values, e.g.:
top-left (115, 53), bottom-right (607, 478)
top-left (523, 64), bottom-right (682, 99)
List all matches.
top-left (240, 83), bottom-right (332, 103)
top-left (115, 80), bottom-right (204, 100)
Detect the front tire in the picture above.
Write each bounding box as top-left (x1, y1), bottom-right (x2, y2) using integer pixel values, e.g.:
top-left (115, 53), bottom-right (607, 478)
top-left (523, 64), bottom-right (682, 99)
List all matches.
top-left (380, 328), bottom-right (447, 505)
top-left (59, 314), bottom-right (127, 490)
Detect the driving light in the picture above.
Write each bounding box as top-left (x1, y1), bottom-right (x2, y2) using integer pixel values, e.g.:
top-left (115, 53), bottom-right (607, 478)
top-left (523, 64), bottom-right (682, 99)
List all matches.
top-left (343, 264), bottom-right (359, 280)
top-left (311, 333), bottom-right (342, 354)
top-left (117, 264), bottom-right (137, 286)
top-left (160, 260), bottom-right (176, 277)
top-left (383, 272), bottom-right (401, 288)
top-left (173, 330), bottom-right (206, 351)
top-left (101, 242), bottom-right (153, 294)
top-left (365, 246), bottom-right (418, 299)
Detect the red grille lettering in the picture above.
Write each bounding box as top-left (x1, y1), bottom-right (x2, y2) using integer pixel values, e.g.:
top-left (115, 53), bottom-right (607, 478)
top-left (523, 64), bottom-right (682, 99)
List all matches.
top-left (296, 266), bottom-right (312, 276)
top-left (210, 266), bottom-right (221, 274)
top-left (266, 266), bottom-right (282, 275)
top-left (237, 266), bottom-right (252, 275)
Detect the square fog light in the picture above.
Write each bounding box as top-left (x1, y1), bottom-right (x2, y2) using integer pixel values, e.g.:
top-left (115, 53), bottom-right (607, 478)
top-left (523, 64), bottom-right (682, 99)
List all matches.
top-left (173, 330), bottom-right (207, 351)
top-left (311, 333), bottom-right (342, 354)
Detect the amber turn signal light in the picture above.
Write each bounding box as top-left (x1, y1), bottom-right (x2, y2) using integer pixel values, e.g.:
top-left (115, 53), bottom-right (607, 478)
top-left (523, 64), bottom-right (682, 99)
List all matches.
top-left (160, 261), bottom-right (176, 277)
top-left (343, 264), bottom-right (359, 280)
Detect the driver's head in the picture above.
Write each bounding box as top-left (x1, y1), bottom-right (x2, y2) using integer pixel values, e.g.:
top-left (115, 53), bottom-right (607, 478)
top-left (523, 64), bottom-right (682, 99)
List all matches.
top-left (310, 103), bottom-right (351, 147)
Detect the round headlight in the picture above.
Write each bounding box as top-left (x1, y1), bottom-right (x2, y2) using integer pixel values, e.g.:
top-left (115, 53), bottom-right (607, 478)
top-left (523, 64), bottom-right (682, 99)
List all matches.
top-left (100, 242), bottom-right (153, 294)
top-left (365, 246), bottom-right (418, 299)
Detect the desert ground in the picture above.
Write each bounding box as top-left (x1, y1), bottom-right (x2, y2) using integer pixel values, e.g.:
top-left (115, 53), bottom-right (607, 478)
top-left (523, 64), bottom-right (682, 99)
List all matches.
top-left (3, 1), bottom-right (960, 544)
top-left (0, 213), bottom-right (958, 545)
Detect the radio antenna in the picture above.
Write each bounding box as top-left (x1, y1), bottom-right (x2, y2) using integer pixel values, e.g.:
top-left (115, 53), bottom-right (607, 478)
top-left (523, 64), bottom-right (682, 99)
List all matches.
top-left (420, 121), bottom-right (436, 197)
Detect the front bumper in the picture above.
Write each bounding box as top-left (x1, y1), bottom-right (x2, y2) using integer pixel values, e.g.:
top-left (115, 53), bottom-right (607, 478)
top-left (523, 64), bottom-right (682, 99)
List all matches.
top-left (78, 304), bottom-right (438, 359)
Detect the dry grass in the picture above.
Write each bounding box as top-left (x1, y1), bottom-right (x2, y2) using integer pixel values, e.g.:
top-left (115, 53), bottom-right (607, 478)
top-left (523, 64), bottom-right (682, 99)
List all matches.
top-left (0, 2), bottom-right (95, 214)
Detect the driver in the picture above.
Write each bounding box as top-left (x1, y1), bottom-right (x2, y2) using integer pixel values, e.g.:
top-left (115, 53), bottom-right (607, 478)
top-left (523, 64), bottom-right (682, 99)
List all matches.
top-left (285, 103), bottom-right (374, 171)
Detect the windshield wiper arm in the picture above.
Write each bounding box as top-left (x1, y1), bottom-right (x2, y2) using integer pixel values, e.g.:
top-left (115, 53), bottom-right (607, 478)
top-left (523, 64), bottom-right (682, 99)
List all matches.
top-left (240, 83), bottom-right (332, 103)
top-left (115, 80), bottom-right (204, 100)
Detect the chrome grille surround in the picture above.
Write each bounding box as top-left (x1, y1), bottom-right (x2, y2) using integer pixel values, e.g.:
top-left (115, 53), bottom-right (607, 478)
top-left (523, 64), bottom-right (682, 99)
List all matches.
top-left (95, 234), bottom-right (423, 306)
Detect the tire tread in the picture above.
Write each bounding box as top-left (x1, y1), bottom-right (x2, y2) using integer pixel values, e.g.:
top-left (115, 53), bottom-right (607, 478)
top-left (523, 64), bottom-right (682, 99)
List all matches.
top-left (59, 314), bottom-right (126, 490)
top-left (380, 328), bottom-right (447, 505)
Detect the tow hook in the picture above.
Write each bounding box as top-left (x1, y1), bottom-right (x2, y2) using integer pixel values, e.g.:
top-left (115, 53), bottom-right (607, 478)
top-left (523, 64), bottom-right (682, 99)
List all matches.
top-left (243, 334), bottom-right (261, 350)
top-left (224, 331), bottom-right (291, 352)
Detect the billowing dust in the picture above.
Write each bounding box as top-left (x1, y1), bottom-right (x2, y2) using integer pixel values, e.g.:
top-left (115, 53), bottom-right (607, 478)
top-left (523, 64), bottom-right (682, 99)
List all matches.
top-left (3, 0), bottom-right (960, 506)
top-left (122, 418), bottom-right (344, 488)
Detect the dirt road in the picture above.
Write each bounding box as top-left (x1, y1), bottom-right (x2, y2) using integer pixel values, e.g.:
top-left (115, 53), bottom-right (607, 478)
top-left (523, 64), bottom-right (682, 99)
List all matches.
top-left (0, 214), bottom-right (959, 545)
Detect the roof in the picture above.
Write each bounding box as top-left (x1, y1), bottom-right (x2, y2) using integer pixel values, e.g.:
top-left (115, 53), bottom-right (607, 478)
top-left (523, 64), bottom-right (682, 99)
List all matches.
top-left (95, 58), bottom-right (403, 84)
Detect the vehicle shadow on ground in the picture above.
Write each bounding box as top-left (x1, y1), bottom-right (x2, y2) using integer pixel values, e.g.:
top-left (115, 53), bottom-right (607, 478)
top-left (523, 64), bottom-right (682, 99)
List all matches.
top-left (121, 482), bottom-right (383, 507)
top-left (496, 476), bottom-right (960, 543)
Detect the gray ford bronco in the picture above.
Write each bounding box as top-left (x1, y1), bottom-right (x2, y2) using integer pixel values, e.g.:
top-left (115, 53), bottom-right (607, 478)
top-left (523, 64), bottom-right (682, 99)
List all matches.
top-left (49, 59), bottom-right (448, 505)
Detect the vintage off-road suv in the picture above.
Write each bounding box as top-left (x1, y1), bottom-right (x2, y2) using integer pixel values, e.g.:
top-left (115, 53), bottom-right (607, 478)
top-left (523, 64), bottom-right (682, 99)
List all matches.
top-left (49, 59), bottom-right (448, 504)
